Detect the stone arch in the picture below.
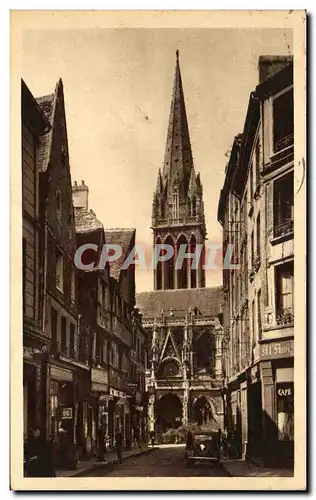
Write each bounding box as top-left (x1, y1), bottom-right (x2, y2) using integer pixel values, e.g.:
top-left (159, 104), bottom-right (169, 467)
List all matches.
top-left (192, 396), bottom-right (220, 428)
top-left (176, 234), bottom-right (189, 289)
top-left (155, 392), bottom-right (182, 434)
top-left (194, 329), bottom-right (216, 373)
top-left (158, 357), bottom-right (181, 378)
top-left (163, 235), bottom-right (175, 289)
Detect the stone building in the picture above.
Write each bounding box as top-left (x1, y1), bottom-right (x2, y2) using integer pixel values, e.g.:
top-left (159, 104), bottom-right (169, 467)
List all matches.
top-left (217, 56), bottom-right (294, 467)
top-left (22, 80), bottom-right (51, 437)
top-left (136, 52), bottom-right (223, 439)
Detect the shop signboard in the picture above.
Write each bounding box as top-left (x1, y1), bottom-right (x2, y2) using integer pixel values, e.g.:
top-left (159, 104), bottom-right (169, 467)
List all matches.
top-left (260, 339), bottom-right (294, 360)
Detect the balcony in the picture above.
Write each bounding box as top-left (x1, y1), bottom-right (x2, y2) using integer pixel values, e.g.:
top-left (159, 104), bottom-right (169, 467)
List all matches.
top-left (276, 308), bottom-right (294, 327)
top-left (273, 219), bottom-right (294, 241)
top-left (274, 133), bottom-right (294, 154)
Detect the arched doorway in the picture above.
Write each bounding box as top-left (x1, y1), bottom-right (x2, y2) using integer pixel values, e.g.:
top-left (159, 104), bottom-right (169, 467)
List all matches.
top-left (155, 393), bottom-right (182, 434)
top-left (193, 396), bottom-right (218, 428)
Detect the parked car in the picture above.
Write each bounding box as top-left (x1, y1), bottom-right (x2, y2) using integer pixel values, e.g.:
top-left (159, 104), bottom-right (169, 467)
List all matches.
top-left (185, 427), bottom-right (221, 467)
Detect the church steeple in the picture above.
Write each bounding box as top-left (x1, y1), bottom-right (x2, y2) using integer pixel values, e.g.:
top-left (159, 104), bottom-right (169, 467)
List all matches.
top-left (152, 51), bottom-right (206, 291)
top-left (162, 50), bottom-right (194, 198)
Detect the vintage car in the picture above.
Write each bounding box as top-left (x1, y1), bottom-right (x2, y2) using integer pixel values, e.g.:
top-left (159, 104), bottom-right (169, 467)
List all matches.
top-left (185, 427), bottom-right (221, 467)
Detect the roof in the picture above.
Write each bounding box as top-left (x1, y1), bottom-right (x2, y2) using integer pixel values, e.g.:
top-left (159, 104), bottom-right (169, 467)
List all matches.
top-left (136, 287), bottom-right (223, 319)
top-left (103, 228), bottom-right (135, 280)
top-left (74, 207), bottom-right (103, 233)
top-left (36, 92), bottom-right (57, 172)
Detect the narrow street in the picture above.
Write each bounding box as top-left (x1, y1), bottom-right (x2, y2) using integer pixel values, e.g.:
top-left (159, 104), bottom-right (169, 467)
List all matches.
top-left (82, 446), bottom-right (231, 477)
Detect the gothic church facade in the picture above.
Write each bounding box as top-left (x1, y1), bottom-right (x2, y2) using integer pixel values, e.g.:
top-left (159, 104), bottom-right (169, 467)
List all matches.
top-left (137, 52), bottom-right (224, 438)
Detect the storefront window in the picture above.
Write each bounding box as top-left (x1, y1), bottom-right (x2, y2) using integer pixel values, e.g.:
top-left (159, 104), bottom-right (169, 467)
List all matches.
top-left (276, 382), bottom-right (294, 441)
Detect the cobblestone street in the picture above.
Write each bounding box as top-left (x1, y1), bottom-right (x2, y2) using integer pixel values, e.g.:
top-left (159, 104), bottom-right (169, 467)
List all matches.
top-left (81, 446), bottom-right (231, 477)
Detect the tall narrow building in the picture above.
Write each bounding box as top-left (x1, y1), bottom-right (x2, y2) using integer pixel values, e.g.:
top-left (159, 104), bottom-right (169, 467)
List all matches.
top-left (152, 50), bottom-right (206, 291)
top-left (137, 52), bottom-right (223, 440)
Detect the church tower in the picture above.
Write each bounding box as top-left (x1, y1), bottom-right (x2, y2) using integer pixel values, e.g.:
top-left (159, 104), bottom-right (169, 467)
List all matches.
top-left (152, 51), bottom-right (206, 290)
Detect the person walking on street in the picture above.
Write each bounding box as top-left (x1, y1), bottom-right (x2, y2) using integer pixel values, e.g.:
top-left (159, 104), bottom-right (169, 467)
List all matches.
top-left (149, 430), bottom-right (155, 447)
top-left (24, 427), bottom-right (56, 477)
top-left (115, 429), bottom-right (123, 464)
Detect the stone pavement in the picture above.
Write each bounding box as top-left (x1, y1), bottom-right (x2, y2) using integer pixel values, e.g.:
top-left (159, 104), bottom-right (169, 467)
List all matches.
top-left (56, 445), bottom-right (157, 477)
top-left (221, 459), bottom-right (294, 477)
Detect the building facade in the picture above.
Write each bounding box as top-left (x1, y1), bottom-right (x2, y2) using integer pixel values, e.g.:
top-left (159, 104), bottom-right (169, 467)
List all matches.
top-left (137, 52), bottom-right (224, 440)
top-left (217, 56), bottom-right (294, 467)
top-left (36, 80), bottom-right (90, 448)
top-left (22, 80), bottom-right (51, 437)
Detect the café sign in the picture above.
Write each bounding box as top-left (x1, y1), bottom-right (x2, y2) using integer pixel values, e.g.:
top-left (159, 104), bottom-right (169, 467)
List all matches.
top-left (260, 339), bottom-right (294, 360)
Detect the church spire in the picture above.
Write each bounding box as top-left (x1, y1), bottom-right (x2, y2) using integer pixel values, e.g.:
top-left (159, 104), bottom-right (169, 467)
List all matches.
top-left (162, 50), bottom-right (194, 197)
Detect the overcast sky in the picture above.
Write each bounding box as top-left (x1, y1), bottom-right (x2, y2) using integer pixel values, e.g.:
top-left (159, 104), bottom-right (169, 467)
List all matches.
top-left (22, 27), bottom-right (293, 292)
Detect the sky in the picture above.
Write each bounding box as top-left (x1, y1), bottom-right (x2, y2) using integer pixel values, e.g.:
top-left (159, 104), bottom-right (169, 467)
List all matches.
top-left (22, 27), bottom-right (293, 293)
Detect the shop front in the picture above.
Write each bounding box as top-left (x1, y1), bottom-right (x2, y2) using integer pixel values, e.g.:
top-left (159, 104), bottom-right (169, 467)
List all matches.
top-left (260, 337), bottom-right (294, 467)
top-left (90, 368), bottom-right (109, 458)
top-left (47, 364), bottom-right (76, 443)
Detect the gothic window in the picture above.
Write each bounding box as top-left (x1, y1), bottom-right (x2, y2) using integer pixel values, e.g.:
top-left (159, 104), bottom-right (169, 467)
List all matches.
top-left (172, 190), bottom-right (179, 219)
top-left (194, 330), bottom-right (215, 371)
top-left (155, 237), bottom-right (162, 290)
top-left (190, 235), bottom-right (197, 288)
top-left (192, 196), bottom-right (197, 217)
top-left (177, 235), bottom-right (188, 289)
top-left (164, 236), bottom-right (174, 290)
top-left (159, 359), bottom-right (180, 378)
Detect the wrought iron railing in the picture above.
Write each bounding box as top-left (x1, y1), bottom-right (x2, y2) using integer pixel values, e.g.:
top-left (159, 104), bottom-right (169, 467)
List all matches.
top-left (274, 219), bottom-right (294, 239)
top-left (274, 133), bottom-right (294, 153)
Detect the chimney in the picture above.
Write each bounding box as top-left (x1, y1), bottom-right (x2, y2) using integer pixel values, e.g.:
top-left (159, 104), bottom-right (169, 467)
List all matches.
top-left (72, 180), bottom-right (89, 210)
top-left (258, 55), bottom-right (293, 84)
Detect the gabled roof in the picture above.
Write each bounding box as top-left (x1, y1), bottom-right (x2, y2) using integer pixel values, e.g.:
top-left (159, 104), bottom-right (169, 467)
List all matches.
top-left (136, 287), bottom-right (223, 319)
top-left (35, 80), bottom-right (61, 172)
top-left (104, 228), bottom-right (135, 281)
top-left (74, 207), bottom-right (103, 234)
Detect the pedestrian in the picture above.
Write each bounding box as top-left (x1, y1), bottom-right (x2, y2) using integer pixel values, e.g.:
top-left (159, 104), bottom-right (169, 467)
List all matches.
top-left (115, 429), bottom-right (123, 464)
top-left (24, 427), bottom-right (56, 477)
top-left (97, 425), bottom-right (106, 462)
top-left (149, 430), bottom-right (155, 447)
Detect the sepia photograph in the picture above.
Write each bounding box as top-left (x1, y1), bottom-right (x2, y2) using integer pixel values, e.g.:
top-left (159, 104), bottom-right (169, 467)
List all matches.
top-left (10, 10), bottom-right (306, 491)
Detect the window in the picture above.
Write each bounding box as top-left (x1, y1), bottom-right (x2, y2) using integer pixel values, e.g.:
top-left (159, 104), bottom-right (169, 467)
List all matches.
top-left (273, 88), bottom-right (294, 153)
top-left (255, 139), bottom-right (260, 186)
top-left (251, 231), bottom-right (254, 269)
top-left (69, 323), bottom-right (75, 358)
top-left (275, 261), bottom-right (294, 324)
top-left (252, 299), bottom-right (256, 347)
top-left (273, 172), bottom-right (294, 238)
top-left (249, 162), bottom-right (254, 201)
top-left (56, 250), bottom-right (64, 292)
top-left (71, 268), bottom-right (76, 302)
top-left (172, 190), bottom-right (179, 219)
top-left (256, 213), bottom-right (261, 263)
top-left (192, 196), bottom-right (197, 217)
top-left (257, 289), bottom-right (262, 339)
top-left (61, 316), bottom-right (67, 355)
top-left (56, 189), bottom-right (62, 222)
top-left (51, 308), bottom-right (57, 349)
